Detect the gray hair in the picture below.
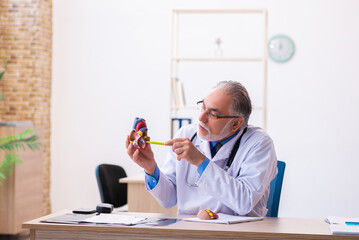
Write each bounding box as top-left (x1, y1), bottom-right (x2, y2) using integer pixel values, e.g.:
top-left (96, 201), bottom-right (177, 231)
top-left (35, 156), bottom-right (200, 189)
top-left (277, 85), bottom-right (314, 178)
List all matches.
top-left (214, 81), bottom-right (252, 126)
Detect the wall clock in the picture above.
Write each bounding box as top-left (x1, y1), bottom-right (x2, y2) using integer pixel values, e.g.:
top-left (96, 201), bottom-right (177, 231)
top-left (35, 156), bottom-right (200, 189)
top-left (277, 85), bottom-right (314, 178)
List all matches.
top-left (268, 35), bottom-right (295, 63)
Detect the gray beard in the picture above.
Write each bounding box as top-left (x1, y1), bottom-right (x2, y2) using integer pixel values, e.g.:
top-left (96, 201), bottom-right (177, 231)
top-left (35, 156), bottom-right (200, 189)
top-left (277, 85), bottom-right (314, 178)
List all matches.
top-left (197, 120), bottom-right (233, 142)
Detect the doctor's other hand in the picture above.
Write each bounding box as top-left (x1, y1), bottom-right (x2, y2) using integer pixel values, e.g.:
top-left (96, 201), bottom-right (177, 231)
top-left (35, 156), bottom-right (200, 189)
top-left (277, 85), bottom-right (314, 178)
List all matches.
top-left (126, 135), bottom-right (157, 175)
top-left (165, 138), bottom-right (206, 167)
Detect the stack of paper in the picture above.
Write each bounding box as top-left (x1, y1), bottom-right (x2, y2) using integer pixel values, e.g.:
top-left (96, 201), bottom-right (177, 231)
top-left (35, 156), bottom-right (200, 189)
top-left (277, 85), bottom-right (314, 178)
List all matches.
top-left (83, 213), bottom-right (147, 225)
top-left (329, 225), bottom-right (359, 235)
top-left (326, 216), bottom-right (359, 235)
top-left (183, 213), bottom-right (263, 224)
top-left (42, 213), bottom-right (147, 226)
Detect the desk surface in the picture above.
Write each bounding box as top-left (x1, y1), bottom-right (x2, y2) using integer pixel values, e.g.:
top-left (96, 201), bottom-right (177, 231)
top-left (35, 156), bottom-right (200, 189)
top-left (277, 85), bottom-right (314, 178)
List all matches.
top-left (23, 211), bottom-right (359, 240)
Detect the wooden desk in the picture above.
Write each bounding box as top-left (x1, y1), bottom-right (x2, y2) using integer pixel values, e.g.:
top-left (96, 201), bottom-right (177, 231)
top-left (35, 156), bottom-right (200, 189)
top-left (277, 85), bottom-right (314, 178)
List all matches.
top-left (23, 211), bottom-right (359, 240)
top-left (120, 176), bottom-right (177, 214)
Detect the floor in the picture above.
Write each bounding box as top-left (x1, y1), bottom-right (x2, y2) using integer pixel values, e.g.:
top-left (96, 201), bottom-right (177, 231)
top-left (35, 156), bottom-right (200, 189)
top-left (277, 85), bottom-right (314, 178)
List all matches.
top-left (0, 231), bottom-right (30, 240)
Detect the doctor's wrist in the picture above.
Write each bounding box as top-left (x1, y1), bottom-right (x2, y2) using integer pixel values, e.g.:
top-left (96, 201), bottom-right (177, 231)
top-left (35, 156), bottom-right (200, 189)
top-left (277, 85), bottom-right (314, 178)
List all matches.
top-left (144, 162), bottom-right (157, 175)
top-left (197, 157), bottom-right (210, 175)
top-left (194, 155), bottom-right (206, 167)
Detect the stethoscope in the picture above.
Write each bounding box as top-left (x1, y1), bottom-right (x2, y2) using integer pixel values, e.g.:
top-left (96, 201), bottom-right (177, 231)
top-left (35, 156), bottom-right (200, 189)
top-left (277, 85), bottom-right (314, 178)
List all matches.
top-left (185, 127), bottom-right (248, 187)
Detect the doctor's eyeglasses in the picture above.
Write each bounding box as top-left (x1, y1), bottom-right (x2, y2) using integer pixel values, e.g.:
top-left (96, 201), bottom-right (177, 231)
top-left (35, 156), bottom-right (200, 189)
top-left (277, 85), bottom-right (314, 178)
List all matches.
top-left (197, 100), bottom-right (242, 120)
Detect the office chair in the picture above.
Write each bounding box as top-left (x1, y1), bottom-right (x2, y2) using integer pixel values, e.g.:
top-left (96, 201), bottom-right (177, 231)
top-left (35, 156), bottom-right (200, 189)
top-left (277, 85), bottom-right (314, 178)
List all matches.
top-left (95, 164), bottom-right (128, 208)
top-left (266, 160), bottom-right (286, 217)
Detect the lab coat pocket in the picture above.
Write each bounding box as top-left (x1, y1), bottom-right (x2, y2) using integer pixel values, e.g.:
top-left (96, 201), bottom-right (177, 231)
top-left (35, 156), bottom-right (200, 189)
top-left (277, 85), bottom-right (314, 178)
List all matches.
top-left (212, 157), bottom-right (228, 170)
top-left (185, 163), bottom-right (200, 186)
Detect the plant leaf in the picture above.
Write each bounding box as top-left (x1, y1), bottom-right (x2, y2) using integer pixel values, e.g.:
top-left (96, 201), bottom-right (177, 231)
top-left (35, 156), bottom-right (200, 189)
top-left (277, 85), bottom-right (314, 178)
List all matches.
top-left (0, 151), bottom-right (24, 184)
top-left (0, 129), bottom-right (40, 151)
top-left (0, 126), bottom-right (39, 184)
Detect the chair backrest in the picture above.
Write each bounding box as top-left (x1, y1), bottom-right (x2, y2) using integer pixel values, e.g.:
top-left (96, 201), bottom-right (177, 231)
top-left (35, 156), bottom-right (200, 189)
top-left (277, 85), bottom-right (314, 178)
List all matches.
top-left (95, 164), bottom-right (128, 208)
top-left (266, 160), bottom-right (286, 217)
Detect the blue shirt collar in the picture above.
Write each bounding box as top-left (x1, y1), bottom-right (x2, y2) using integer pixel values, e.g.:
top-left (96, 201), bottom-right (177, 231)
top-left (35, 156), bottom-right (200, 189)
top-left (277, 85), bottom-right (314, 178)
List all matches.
top-left (209, 130), bottom-right (240, 149)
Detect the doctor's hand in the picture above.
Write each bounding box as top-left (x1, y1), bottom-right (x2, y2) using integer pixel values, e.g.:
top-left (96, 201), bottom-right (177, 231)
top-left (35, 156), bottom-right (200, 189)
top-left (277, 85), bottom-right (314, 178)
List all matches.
top-left (126, 135), bottom-right (157, 175)
top-left (165, 138), bottom-right (206, 167)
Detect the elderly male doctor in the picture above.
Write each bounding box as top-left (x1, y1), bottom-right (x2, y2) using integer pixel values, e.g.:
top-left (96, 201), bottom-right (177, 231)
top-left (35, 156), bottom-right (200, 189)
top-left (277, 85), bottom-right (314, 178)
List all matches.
top-left (126, 81), bottom-right (277, 217)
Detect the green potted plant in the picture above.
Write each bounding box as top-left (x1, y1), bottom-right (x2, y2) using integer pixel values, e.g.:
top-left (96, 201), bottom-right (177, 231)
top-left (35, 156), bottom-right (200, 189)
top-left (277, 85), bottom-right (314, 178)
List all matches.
top-left (0, 56), bottom-right (41, 184)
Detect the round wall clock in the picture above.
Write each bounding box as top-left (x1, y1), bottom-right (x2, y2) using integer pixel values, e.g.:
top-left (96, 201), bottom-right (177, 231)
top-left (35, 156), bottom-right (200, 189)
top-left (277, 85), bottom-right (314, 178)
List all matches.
top-left (268, 35), bottom-right (295, 63)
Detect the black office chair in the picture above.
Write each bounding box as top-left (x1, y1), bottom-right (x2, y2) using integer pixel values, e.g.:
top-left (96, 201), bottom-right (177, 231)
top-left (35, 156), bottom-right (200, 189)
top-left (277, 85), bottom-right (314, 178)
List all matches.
top-left (95, 164), bottom-right (128, 208)
top-left (266, 160), bottom-right (286, 217)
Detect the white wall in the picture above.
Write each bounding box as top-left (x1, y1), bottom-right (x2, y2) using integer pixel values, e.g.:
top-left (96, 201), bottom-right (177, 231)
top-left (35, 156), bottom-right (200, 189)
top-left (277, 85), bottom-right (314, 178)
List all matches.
top-left (51, 0), bottom-right (359, 218)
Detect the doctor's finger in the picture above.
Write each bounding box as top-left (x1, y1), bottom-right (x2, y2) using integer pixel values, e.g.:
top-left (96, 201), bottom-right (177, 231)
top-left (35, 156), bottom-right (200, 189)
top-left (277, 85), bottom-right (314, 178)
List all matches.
top-left (174, 147), bottom-right (184, 155)
top-left (172, 144), bottom-right (185, 155)
top-left (171, 146), bottom-right (182, 159)
top-left (175, 150), bottom-right (185, 161)
top-left (165, 138), bottom-right (189, 146)
top-left (132, 149), bottom-right (141, 162)
top-left (172, 140), bottom-right (193, 151)
top-left (127, 142), bottom-right (137, 158)
top-left (125, 135), bottom-right (131, 148)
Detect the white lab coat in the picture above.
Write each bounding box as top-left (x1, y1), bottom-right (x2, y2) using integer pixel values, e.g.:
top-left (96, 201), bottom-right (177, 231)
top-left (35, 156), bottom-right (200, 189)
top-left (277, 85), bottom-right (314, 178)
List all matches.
top-left (147, 124), bottom-right (278, 217)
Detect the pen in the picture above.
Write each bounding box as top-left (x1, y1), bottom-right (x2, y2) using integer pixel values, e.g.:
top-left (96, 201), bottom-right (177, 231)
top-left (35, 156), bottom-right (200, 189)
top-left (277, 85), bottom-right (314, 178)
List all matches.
top-left (345, 222), bottom-right (359, 226)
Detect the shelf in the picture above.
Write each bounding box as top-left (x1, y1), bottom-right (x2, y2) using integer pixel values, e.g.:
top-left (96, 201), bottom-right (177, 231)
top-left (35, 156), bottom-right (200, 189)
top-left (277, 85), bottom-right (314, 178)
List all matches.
top-left (171, 106), bottom-right (264, 111)
top-left (170, 9), bottom-right (268, 135)
top-left (172, 9), bottom-right (266, 14)
top-left (171, 106), bottom-right (197, 111)
top-left (171, 57), bottom-right (264, 62)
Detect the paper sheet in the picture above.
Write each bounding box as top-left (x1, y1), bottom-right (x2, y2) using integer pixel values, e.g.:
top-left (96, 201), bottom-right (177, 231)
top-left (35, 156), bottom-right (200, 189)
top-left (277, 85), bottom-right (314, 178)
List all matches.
top-left (325, 216), bottom-right (359, 235)
top-left (330, 224), bottom-right (359, 235)
top-left (326, 216), bottom-right (359, 225)
top-left (83, 213), bottom-right (147, 225)
top-left (183, 213), bottom-right (263, 224)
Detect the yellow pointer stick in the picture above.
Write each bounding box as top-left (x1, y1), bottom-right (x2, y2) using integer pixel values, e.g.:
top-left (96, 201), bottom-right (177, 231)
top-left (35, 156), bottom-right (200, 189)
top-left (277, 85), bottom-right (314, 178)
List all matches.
top-left (129, 141), bottom-right (172, 146)
top-left (146, 141), bottom-right (172, 146)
